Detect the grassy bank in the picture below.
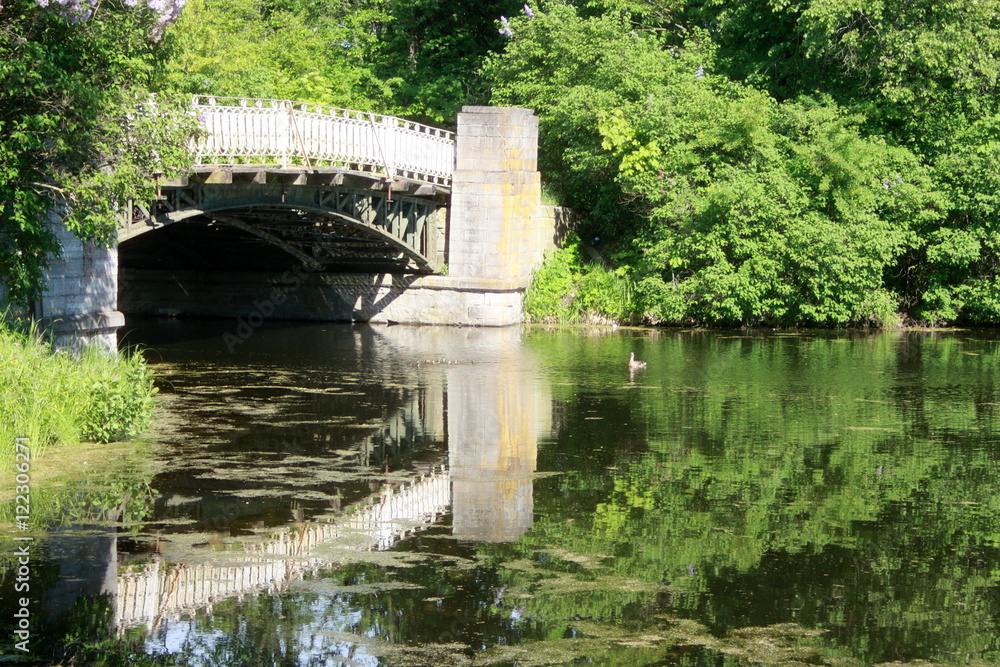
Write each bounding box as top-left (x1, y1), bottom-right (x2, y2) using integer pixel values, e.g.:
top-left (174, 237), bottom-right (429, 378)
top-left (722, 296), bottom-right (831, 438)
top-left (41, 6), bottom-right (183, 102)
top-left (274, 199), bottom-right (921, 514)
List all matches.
top-left (0, 322), bottom-right (157, 461)
top-left (524, 238), bottom-right (637, 325)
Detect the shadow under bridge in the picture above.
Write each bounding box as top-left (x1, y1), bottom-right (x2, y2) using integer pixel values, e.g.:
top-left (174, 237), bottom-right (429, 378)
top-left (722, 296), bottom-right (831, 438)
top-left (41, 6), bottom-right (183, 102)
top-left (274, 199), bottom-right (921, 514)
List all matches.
top-left (121, 180), bottom-right (445, 273)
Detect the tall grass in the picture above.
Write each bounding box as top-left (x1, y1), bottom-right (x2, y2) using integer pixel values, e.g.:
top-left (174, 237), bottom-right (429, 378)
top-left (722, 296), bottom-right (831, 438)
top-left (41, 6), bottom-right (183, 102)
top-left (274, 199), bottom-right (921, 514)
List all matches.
top-left (0, 323), bottom-right (156, 461)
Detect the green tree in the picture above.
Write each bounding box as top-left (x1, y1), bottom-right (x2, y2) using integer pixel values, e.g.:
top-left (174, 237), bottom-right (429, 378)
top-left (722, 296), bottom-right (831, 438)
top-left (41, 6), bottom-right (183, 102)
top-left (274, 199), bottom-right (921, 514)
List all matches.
top-left (162, 0), bottom-right (523, 123)
top-left (488, 4), bottom-right (942, 326)
top-left (369, 0), bottom-right (524, 123)
top-left (160, 0), bottom-right (396, 110)
top-left (611, 95), bottom-right (944, 325)
top-left (0, 0), bottom-right (195, 302)
top-left (907, 115), bottom-right (1000, 322)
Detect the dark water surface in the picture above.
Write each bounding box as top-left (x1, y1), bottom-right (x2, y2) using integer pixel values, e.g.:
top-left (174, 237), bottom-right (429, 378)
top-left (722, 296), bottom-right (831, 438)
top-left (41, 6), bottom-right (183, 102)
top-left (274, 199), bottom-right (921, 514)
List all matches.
top-left (4, 321), bottom-right (1000, 665)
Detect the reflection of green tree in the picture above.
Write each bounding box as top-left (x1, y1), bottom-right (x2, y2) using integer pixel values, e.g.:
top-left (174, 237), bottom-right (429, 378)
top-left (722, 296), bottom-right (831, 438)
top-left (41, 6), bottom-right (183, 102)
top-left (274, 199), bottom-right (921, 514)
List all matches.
top-left (0, 464), bottom-right (156, 534)
top-left (39, 330), bottom-right (999, 665)
top-left (0, 464), bottom-right (158, 664)
top-left (0, 579), bottom-right (175, 665)
top-left (51, 595), bottom-right (179, 666)
top-left (169, 593), bottom-right (321, 665)
top-left (513, 330), bottom-right (1000, 664)
top-left (160, 552), bottom-right (544, 665)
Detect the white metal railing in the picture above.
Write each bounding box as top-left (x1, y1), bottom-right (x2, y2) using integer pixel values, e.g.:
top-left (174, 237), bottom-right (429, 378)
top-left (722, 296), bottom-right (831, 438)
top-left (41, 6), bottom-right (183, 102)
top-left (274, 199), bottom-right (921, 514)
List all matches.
top-left (191, 96), bottom-right (455, 185)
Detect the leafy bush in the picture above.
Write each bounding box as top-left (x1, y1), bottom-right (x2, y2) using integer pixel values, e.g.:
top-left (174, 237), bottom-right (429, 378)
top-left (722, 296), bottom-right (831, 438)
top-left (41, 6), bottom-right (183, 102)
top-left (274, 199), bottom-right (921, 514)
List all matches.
top-left (525, 237), bottom-right (637, 323)
top-left (575, 263), bottom-right (635, 322)
top-left (524, 242), bottom-right (582, 322)
top-left (78, 349), bottom-right (157, 443)
top-left (0, 323), bottom-right (157, 459)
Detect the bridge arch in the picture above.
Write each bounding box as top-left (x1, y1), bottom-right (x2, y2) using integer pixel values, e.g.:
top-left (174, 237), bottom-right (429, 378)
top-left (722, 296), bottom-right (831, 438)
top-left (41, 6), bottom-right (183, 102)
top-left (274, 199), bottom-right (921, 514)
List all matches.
top-left (120, 181), bottom-right (445, 273)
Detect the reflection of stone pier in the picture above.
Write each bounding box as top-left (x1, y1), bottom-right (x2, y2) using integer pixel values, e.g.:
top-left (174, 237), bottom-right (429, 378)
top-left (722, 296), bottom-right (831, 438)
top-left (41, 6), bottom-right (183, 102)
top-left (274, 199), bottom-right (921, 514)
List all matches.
top-left (372, 326), bottom-right (549, 541)
top-left (447, 356), bottom-right (543, 542)
top-left (116, 468), bottom-right (449, 630)
top-left (42, 524), bottom-right (119, 622)
top-left (113, 325), bottom-right (551, 632)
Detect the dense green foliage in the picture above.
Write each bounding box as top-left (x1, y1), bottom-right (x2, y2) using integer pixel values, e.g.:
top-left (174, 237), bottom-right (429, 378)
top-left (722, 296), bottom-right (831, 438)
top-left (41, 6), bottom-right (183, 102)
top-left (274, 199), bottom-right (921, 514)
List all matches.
top-left (0, 323), bottom-right (157, 453)
top-left (523, 236), bottom-right (636, 322)
top-left (161, 0), bottom-right (523, 123)
top-left (490, 0), bottom-right (1000, 326)
top-left (161, 0), bottom-right (392, 111)
top-left (0, 0), bottom-right (197, 302)
top-left (8, 0), bottom-right (1000, 325)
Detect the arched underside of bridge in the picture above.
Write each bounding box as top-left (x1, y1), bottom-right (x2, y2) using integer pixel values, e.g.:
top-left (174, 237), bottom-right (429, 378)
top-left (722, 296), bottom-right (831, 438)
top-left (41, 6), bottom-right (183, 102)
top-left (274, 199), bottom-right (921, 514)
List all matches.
top-left (118, 217), bottom-right (433, 327)
top-left (122, 205), bottom-right (433, 275)
top-left (116, 182), bottom-right (454, 327)
top-left (120, 182), bottom-right (445, 274)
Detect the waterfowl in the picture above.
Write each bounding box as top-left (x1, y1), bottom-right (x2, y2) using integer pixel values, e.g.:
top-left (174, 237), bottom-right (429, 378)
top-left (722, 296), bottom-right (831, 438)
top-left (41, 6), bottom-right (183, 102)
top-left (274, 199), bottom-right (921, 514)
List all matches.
top-left (628, 352), bottom-right (647, 370)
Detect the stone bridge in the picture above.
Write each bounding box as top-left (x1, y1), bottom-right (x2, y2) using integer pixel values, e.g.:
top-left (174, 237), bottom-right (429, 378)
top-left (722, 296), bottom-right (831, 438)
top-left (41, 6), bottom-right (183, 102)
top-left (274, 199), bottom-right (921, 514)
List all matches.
top-left (35, 98), bottom-right (570, 348)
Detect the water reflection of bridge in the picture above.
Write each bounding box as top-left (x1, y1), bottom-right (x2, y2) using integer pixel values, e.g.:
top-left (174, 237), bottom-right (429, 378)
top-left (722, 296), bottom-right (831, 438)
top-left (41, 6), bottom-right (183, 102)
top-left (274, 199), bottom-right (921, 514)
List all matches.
top-left (109, 326), bottom-right (548, 631)
top-left (117, 467), bottom-right (450, 629)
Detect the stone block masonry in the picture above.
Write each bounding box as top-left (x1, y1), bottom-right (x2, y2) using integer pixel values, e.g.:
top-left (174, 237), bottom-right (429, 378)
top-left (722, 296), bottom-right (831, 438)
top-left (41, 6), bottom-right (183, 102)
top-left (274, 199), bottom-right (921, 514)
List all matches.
top-left (447, 106), bottom-right (547, 287)
top-left (37, 212), bottom-right (124, 351)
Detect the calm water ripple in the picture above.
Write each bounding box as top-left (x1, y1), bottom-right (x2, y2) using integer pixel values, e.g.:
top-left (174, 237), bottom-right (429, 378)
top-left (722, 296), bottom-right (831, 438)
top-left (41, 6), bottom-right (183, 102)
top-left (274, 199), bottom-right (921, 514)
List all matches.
top-left (2, 321), bottom-right (1000, 665)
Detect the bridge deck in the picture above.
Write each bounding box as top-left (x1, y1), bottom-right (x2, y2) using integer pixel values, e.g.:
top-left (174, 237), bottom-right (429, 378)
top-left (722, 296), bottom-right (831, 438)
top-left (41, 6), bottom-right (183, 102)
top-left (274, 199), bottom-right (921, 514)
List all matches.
top-left (119, 99), bottom-right (455, 272)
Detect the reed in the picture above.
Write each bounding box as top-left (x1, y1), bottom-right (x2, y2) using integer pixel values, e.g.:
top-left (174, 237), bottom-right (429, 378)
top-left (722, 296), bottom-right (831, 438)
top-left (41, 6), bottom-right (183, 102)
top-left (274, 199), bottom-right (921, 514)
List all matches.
top-left (0, 322), bottom-right (156, 461)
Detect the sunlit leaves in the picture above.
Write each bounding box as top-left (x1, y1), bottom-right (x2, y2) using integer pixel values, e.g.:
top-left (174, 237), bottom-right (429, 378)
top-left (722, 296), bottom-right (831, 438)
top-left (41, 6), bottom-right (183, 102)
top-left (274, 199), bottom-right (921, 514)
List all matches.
top-left (0, 1), bottom-right (196, 301)
top-left (487, 1), bottom-right (980, 326)
top-left (791, 0), bottom-right (1000, 102)
top-left (161, 0), bottom-right (522, 122)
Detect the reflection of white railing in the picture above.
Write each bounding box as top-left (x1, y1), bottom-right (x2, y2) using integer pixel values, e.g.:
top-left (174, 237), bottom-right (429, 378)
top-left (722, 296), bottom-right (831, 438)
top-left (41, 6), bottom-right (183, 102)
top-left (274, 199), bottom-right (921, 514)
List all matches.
top-left (192, 96), bottom-right (455, 185)
top-left (116, 467), bottom-right (451, 631)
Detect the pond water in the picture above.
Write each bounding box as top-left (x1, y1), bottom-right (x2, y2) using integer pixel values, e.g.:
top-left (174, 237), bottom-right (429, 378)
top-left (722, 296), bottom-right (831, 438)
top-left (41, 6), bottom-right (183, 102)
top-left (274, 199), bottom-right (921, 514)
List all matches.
top-left (3, 320), bottom-right (1000, 665)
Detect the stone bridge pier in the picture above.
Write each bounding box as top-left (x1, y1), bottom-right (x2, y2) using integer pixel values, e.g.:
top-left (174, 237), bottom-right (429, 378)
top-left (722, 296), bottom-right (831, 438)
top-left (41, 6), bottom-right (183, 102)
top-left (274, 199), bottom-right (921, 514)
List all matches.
top-left (29, 105), bottom-right (569, 349)
top-left (35, 211), bottom-right (124, 351)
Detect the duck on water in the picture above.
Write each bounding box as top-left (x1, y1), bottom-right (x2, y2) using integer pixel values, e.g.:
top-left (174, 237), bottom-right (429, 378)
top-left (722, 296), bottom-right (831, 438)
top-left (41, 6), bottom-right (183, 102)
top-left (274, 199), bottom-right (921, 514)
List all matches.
top-left (628, 352), bottom-right (646, 370)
